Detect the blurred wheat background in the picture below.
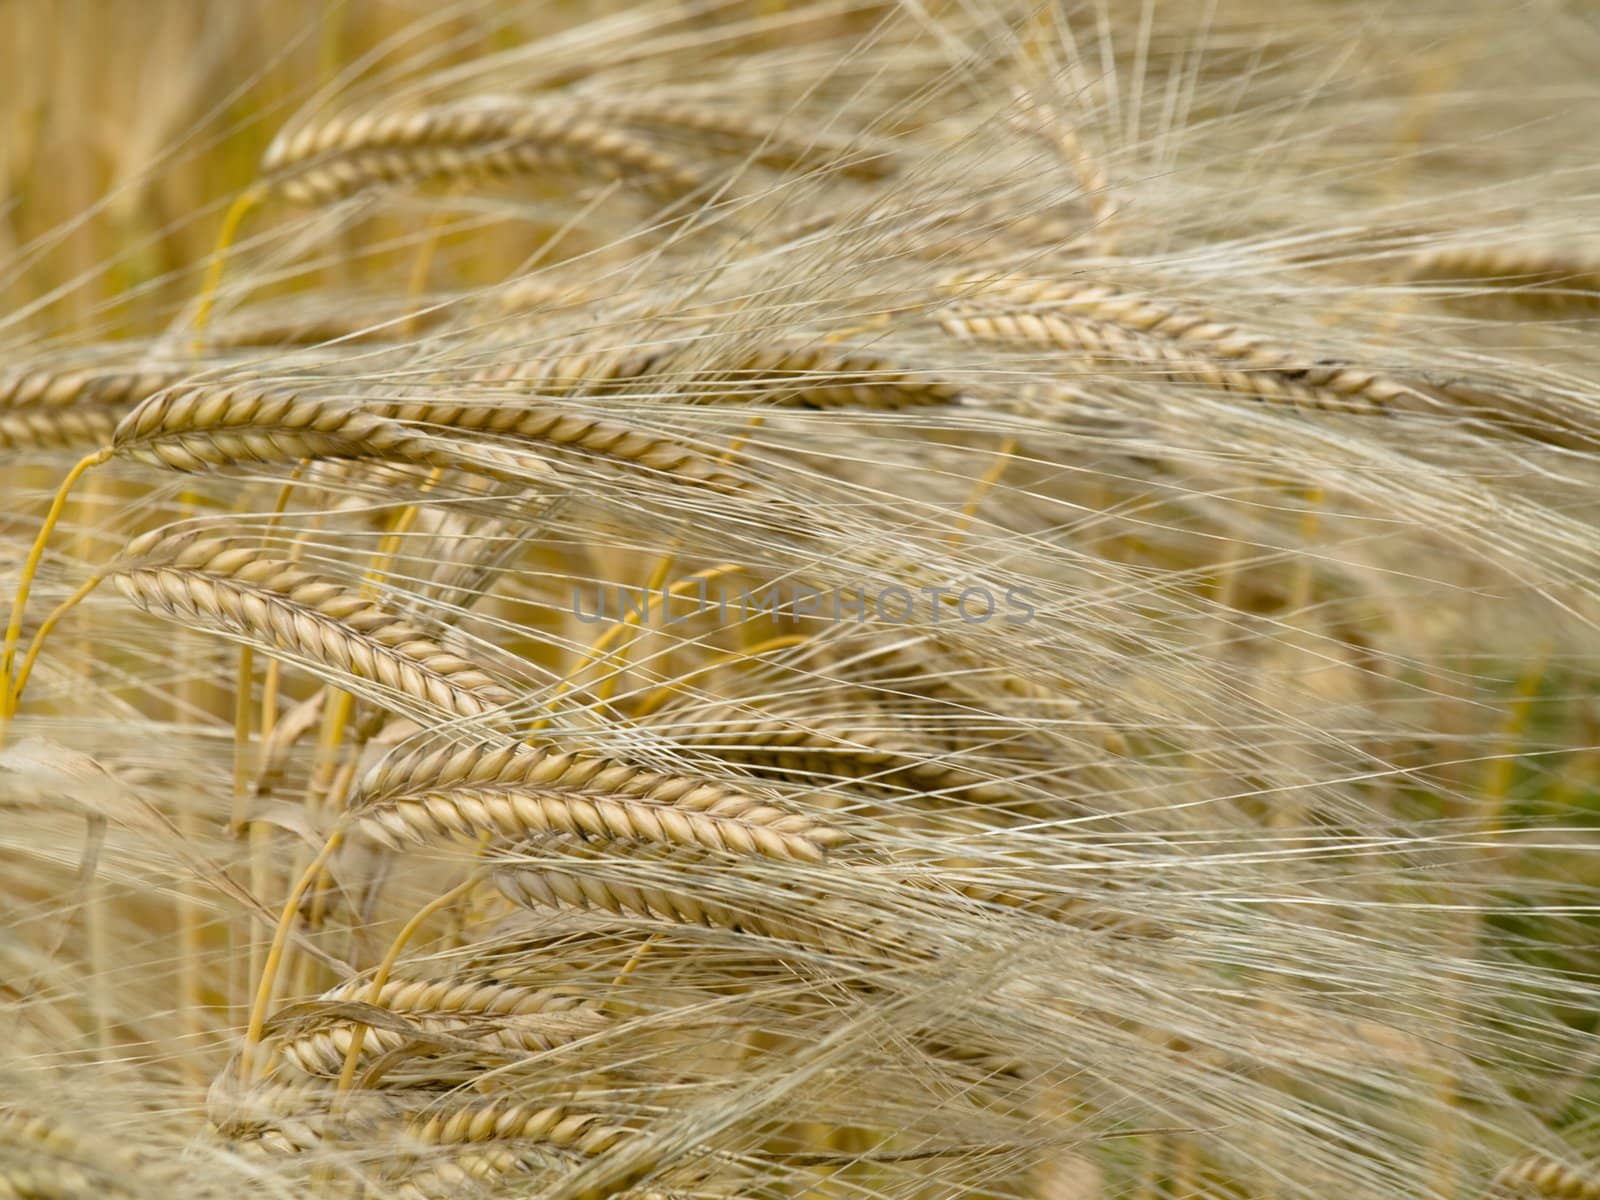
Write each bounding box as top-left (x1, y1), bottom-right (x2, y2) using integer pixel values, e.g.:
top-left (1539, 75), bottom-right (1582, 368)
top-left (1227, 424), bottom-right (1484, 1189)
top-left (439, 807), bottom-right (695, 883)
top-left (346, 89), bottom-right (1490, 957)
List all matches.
top-left (2, 1), bottom-right (1598, 1197)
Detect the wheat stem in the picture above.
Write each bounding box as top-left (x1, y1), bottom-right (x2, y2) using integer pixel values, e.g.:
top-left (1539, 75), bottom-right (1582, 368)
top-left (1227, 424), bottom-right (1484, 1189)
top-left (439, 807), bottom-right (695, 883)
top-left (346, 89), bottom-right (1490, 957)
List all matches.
top-left (0, 447), bottom-right (111, 727)
top-left (193, 184), bottom-right (265, 334)
top-left (240, 829), bottom-right (346, 1084)
top-left (334, 874), bottom-right (481, 1094)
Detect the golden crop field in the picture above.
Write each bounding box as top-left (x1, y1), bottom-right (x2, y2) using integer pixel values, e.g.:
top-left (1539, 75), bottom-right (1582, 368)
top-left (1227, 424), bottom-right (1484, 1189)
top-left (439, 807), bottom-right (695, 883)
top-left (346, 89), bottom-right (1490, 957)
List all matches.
top-left (1, 2), bottom-right (1597, 1197)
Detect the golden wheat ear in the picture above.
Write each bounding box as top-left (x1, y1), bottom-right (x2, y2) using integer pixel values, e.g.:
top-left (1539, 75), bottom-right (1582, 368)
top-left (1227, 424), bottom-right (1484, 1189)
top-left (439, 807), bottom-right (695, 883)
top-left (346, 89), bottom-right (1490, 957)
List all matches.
top-left (350, 734), bottom-right (844, 863)
top-left (110, 530), bottom-right (517, 723)
top-left (262, 100), bottom-right (709, 205)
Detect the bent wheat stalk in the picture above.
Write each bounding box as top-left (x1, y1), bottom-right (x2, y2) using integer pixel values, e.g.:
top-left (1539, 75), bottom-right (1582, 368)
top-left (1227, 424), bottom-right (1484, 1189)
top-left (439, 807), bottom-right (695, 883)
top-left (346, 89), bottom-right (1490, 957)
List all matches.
top-left (112, 383), bottom-right (446, 473)
top-left (493, 845), bottom-right (908, 961)
top-left (939, 273), bottom-right (1432, 406)
top-left (707, 344), bottom-right (966, 410)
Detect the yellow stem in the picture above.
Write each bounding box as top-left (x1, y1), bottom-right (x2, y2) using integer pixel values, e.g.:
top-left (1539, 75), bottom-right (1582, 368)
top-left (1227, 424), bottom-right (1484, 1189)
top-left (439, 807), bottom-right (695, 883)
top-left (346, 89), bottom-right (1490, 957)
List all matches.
top-left (334, 874), bottom-right (480, 1094)
top-left (193, 185), bottom-right (264, 334)
top-left (255, 464), bottom-right (309, 744)
top-left (404, 209), bottom-right (451, 334)
top-left (609, 933), bottom-right (659, 993)
top-left (629, 632), bottom-right (811, 719)
top-left (9, 572), bottom-right (104, 707)
top-left (239, 829), bottom-right (344, 1083)
top-left (533, 563), bottom-right (743, 730)
top-left (0, 448), bottom-right (111, 724)
top-left (231, 647), bottom-right (254, 834)
top-left (948, 436), bottom-right (1018, 547)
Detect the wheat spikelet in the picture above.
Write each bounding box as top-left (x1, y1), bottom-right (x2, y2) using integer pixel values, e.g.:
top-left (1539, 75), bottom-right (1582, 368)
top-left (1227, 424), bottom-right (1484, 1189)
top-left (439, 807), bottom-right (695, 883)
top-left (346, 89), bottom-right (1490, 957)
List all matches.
top-left (479, 338), bottom-right (962, 411)
top-left (1493, 1156), bottom-right (1600, 1200)
top-left (352, 735), bottom-right (844, 862)
top-left (0, 1110), bottom-right (144, 1200)
top-left (1408, 245), bottom-right (1600, 309)
top-left (277, 1006), bottom-right (609, 1078)
top-left (0, 408), bottom-right (122, 454)
top-left (0, 362), bottom-right (185, 454)
top-left (391, 1146), bottom-right (539, 1200)
top-left (113, 381), bottom-right (733, 489)
top-left (110, 530), bottom-right (516, 721)
top-left (492, 847), bottom-right (905, 960)
top-left (382, 399), bottom-right (742, 489)
top-left (472, 345), bottom-right (668, 395)
top-left (319, 975), bottom-right (599, 1019)
top-left (939, 308), bottom-right (1398, 414)
top-left (112, 382), bottom-right (445, 473)
top-left (271, 976), bottom-right (610, 1078)
top-left (0, 361), bottom-right (184, 412)
top-left (408, 1100), bottom-right (630, 1151)
top-left (263, 100), bottom-right (707, 204)
top-left (1011, 89), bottom-right (1119, 252)
top-left (206, 1076), bottom-right (399, 1156)
top-left (393, 1102), bottom-right (641, 1200)
top-left (647, 698), bottom-right (1018, 803)
top-left (202, 300), bottom-right (444, 348)
top-left (707, 344), bottom-right (965, 409)
top-left (938, 273), bottom-right (1428, 408)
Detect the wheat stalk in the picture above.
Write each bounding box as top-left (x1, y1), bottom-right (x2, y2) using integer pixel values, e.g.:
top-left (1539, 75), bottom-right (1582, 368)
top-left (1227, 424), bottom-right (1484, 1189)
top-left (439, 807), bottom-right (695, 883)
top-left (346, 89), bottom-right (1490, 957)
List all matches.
top-left (492, 845), bottom-right (905, 960)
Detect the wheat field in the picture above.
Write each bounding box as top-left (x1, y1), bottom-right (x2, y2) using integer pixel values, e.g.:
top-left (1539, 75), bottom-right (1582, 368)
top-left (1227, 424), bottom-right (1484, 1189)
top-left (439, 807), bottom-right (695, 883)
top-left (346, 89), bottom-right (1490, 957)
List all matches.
top-left (2, 1), bottom-right (1598, 1197)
